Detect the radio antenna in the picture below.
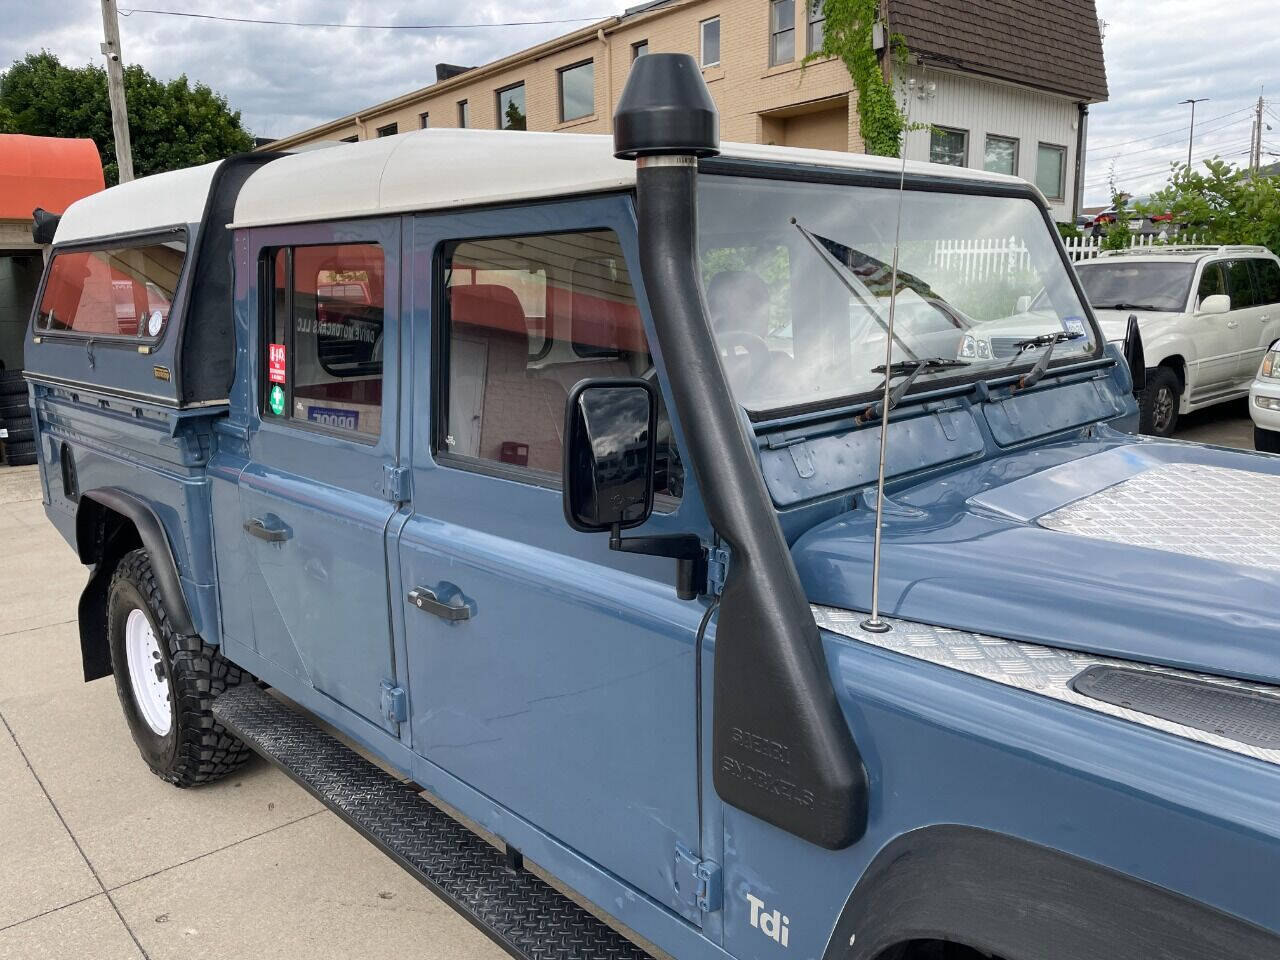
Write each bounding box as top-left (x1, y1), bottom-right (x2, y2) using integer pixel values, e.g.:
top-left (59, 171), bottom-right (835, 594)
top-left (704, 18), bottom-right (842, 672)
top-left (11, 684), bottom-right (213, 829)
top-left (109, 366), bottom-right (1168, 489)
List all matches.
top-left (861, 74), bottom-right (923, 634)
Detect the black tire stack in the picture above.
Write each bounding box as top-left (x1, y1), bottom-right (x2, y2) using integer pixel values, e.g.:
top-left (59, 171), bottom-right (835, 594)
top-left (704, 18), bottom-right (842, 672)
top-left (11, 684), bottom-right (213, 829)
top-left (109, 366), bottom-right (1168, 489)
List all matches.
top-left (0, 370), bottom-right (36, 466)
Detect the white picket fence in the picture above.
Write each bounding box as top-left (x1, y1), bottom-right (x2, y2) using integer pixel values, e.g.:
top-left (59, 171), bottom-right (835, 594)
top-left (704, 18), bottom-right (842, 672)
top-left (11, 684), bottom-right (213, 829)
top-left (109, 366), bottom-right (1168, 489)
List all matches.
top-left (932, 232), bottom-right (1201, 281)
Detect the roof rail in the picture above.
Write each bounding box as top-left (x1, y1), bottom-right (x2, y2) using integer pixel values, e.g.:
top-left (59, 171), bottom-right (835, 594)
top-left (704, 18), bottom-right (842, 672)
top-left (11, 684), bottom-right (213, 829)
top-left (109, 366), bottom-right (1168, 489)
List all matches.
top-left (1095, 244), bottom-right (1273, 259)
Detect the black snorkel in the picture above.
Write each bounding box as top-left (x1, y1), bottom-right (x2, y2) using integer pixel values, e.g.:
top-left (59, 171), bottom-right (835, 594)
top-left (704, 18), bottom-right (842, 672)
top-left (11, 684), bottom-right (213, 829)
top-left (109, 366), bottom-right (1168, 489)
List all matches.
top-left (614, 54), bottom-right (867, 849)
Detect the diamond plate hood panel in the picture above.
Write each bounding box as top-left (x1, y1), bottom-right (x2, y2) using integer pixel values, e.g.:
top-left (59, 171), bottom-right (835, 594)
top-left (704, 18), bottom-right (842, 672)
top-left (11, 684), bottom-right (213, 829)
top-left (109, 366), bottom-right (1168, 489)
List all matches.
top-left (792, 435), bottom-right (1280, 686)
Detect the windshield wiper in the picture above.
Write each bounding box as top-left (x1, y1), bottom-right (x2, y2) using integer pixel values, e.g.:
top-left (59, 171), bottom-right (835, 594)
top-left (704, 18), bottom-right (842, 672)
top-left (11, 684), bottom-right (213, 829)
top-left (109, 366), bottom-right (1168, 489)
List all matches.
top-left (1094, 302), bottom-right (1162, 311)
top-left (859, 357), bottom-right (970, 422)
top-left (1010, 331), bottom-right (1085, 391)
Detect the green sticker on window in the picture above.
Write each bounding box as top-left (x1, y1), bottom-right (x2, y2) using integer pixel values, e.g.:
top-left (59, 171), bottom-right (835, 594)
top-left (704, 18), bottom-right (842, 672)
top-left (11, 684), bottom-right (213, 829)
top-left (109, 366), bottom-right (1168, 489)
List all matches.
top-left (268, 383), bottom-right (286, 416)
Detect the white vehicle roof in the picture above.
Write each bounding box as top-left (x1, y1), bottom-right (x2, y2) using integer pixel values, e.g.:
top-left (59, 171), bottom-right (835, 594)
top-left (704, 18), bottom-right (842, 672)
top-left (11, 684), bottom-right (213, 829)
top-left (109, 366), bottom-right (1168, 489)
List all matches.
top-left (1082, 244), bottom-right (1278, 265)
top-left (53, 160), bottom-right (220, 245)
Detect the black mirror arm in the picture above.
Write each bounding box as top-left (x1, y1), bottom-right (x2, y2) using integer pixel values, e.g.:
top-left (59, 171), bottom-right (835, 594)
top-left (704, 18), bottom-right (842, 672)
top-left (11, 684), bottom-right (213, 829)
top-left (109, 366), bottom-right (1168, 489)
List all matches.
top-left (609, 525), bottom-right (707, 601)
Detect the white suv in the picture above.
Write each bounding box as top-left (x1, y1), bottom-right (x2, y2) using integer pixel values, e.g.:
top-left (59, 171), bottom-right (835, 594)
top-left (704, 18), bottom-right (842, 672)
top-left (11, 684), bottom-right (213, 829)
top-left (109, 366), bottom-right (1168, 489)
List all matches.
top-left (1249, 341), bottom-right (1280, 451)
top-left (1072, 246), bottom-right (1280, 436)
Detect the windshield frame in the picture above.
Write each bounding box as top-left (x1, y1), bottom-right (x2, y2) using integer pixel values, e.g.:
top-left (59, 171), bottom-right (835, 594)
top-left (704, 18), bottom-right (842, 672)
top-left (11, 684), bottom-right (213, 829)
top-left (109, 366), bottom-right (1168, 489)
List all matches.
top-left (696, 157), bottom-right (1107, 420)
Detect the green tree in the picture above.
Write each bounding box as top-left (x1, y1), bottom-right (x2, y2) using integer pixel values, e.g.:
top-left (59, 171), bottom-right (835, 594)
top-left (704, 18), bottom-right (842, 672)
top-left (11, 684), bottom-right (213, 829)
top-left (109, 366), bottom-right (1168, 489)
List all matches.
top-left (0, 51), bottom-right (254, 185)
top-left (504, 98), bottom-right (526, 131)
top-left (1138, 157), bottom-right (1280, 256)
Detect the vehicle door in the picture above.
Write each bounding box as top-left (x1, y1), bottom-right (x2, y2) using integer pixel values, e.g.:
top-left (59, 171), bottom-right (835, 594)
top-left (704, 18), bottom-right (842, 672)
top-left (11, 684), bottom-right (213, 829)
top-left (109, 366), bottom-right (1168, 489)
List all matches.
top-left (1242, 258), bottom-right (1280, 378)
top-left (397, 198), bottom-right (709, 923)
top-left (237, 220), bottom-right (404, 733)
top-left (1185, 261), bottom-right (1240, 398)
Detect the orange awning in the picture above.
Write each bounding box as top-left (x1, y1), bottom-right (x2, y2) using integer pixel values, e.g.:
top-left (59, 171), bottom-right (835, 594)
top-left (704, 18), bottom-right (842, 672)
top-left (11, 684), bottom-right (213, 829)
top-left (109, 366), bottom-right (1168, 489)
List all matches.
top-left (0, 134), bottom-right (104, 220)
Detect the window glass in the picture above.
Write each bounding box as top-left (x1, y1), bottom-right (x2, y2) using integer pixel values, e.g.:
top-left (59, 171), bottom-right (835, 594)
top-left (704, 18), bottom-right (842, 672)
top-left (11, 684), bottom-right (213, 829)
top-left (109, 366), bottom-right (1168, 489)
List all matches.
top-left (770, 0), bottom-right (795, 65)
top-left (1075, 262), bottom-right (1194, 312)
top-left (929, 127), bottom-right (967, 166)
top-left (808, 0), bottom-right (825, 53)
top-left (632, 40), bottom-right (648, 60)
top-left (1197, 262), bottom-right (1226, 302)
top-left (701, 18), bottom-right (720, 66)
top-left (983, 135), bottom-right (1018, 175)
top-left (1036, 143), bottom-right (1066, 200)
top-left (1253, 259), bottom-right (1280, 305)
top-left (1225, 259), bottom-right (1258, 309)
top-left (263, 243), bottom-right (385, 439)
top-left (458, 100), bottom-right (469, 127)
top-left (36, 238), bottom-right (185, 338)
top-left (497, 84), bottom-right (527, 130)
top-left (441, 230), bottom-right (682, 500)
top-left (420, 112), bottom-right (430, 129)
top-left (559, 61), bottom-right (594, 122)
top-left (376, 123), bottom-right (398, 137)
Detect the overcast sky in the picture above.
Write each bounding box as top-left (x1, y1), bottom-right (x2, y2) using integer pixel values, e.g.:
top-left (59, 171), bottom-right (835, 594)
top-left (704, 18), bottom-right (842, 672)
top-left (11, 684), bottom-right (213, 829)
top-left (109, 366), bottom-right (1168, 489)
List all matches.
top-left (0, 1), bottom-right (1275, 206)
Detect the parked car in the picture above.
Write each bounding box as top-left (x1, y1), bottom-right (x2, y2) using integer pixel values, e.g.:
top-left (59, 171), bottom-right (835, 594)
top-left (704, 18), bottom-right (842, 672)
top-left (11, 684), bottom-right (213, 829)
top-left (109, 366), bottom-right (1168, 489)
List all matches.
top-left (1250, 338), bottom-right (1280, 452)
top-left (16, 54), bottom-right (1280, 960)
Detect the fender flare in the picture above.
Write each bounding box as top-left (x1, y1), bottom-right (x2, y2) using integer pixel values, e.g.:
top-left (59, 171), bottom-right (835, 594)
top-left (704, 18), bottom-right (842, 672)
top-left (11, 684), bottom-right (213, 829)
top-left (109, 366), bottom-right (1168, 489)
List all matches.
top-left (77, 488), bottom-right (196, 637)
top-left (824, 825), bottom-right (1279, 960)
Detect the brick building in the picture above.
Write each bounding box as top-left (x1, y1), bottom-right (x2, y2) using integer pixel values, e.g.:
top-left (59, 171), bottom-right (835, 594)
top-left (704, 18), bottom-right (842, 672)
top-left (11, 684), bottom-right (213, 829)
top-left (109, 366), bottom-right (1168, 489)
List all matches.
top-left (263, 0), bottom-right (1106, 218)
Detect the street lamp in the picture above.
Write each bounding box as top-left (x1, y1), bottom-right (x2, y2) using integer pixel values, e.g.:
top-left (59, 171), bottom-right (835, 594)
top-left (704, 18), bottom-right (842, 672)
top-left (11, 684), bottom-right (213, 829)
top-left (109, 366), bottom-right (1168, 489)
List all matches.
top-left (1179, 98), bottom-right (1210, 169)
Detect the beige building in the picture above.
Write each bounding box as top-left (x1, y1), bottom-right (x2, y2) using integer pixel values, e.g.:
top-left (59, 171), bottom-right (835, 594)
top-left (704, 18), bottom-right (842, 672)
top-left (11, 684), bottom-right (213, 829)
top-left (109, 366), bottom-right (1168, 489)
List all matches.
top-left (264, 0), bottom-right (1107, 219)
top-left (265, 0), bottom-right (862, 154)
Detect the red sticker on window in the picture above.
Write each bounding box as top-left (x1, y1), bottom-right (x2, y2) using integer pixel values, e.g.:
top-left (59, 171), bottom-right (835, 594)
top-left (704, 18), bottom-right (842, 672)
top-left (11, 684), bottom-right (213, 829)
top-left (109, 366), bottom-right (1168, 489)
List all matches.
top-left (268, 343), bottom-right (287, 384)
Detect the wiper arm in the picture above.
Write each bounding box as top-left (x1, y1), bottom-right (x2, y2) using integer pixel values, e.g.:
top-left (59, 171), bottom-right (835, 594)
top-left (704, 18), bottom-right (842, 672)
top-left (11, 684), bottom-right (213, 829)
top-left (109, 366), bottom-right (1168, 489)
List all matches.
top-left (1011, 331), bottom-right (1085, 391)
top-left (1096, 302), bottom-right (1161, 311)
top-left (859, 357), bottom-right (969, 422)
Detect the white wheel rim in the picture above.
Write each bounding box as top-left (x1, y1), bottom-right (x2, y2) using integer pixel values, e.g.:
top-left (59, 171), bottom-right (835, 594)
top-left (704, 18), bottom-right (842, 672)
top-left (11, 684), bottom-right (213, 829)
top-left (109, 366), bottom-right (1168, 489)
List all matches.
top-left (125, 608), bottom-right (172, 736)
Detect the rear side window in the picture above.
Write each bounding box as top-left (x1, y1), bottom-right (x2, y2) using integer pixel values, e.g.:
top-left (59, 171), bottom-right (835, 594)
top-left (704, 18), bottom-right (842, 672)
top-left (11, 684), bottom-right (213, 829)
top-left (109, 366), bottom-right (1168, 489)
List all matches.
top-left (1253, 259), bottom-right (1280, 305)
top-left (1225, 260), bottom-right (1258, 309)
top-left (35, 237), bottom-right (185, 338)
top-left (263, 243), bottom-right (385, 439)
top-left (439, 229), bottom-right (683, 501)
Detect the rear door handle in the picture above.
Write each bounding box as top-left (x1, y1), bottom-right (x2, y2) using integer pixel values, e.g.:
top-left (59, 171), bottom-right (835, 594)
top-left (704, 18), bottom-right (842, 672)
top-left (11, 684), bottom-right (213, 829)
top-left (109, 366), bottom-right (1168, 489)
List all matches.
top-left (244, 516), bottom-right (292, 542)
top-left (1227, 319), bottom-right (1239, 329)
top-left (408, 585), bottom-right (473, 621)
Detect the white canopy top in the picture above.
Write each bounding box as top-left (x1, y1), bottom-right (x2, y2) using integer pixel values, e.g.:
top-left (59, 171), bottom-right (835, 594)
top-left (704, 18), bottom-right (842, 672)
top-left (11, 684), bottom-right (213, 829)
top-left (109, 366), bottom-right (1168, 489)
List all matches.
top-left (54, 160), bottom-right (220, 245)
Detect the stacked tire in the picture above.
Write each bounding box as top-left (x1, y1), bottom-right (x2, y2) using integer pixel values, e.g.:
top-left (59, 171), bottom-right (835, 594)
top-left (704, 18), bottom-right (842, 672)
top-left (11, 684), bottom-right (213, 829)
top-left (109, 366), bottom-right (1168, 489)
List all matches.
top-left (1, 370), bottom-right (36, 466)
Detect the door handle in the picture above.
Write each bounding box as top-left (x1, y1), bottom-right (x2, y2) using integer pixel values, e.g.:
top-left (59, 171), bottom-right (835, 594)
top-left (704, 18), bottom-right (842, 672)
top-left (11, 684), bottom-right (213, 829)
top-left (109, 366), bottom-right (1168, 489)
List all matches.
top-left (408, 585), bottom-right (473, 621)
top-left (1227, 319), bottom-right (1239, 329)
top-left (244, 516), bottom-right (292, 542)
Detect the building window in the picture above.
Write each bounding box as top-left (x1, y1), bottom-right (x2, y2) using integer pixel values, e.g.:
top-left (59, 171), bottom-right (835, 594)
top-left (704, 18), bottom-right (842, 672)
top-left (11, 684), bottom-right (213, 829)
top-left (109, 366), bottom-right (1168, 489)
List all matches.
top-left (558, 60), bottom-right (594, 122)
top-left (497, 83), bottom-right (527, 130)
top-left (807, 0), bottom-right (826, 54)
top-left (770, 0), bottom-right (795, 65)
top-left (376, 122), bottom-right (398, 138)
top-left (1036, 143), bottom-right (1066, 200)
top-left (632, 40), bottom-right (648, 60)
top-left (339, 135), bottom-right (358, 143)
top-left (983, 135), bottom-right (1018, 176)
top-left (458, 100), bottom-right (469, 128)
top-left (929, 126), bottom-right (967, 166)
top-left (700, 17), bottom-right (720, 67)
top-left (262, 244), bottom-right (386, 440)
top-left (419, 112), bottom-right (430, 129)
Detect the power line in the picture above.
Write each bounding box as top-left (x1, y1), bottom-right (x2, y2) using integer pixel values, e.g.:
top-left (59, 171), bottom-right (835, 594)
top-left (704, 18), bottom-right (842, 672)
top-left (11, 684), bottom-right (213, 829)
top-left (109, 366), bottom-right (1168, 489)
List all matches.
top-left (1088, 114), bottom-right (1252, 164)
top-left (1087, 104), bottom-right (1253, 151)
top-left (1087, 132), bottom-right (1254, 182)
top-left (1084, 146), bottom-right (1251, 187)
top-left (117, 7), bottom-right (618, 29)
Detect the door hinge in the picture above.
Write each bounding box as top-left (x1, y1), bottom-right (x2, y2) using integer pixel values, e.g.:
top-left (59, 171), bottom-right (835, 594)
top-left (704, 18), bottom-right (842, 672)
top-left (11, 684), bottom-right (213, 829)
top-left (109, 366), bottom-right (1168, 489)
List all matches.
top-left (380, 680), bottom-right (407, 727)
top-left (706, 545), bottom-right (730, 597)
top-left (382, 464), bottom-right (410, 503)
top-left (674, 843), bottom-right (722, 914)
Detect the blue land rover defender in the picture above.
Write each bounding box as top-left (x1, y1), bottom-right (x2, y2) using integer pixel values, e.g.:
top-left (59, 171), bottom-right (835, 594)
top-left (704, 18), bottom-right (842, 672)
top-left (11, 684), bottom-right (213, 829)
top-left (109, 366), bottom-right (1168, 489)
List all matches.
top-left (19, 56), bottom-right (1280, 960)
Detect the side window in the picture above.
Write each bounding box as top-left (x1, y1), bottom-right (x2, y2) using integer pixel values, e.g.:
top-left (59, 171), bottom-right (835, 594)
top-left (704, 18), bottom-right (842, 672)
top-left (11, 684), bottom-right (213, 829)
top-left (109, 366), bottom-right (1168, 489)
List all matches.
top-left (262, 243), bottom-right (385, 439)
top-left (439, 230), bottom-right (683, 501)
top-left (36, 238), bottom-right (185, 339)
top-left (1197, 262), bottom-right (1226, 305)
top-left (1253, 259), bottom-right (1280, 305)
top-left (1225, 259), bottom-right (1258, 310)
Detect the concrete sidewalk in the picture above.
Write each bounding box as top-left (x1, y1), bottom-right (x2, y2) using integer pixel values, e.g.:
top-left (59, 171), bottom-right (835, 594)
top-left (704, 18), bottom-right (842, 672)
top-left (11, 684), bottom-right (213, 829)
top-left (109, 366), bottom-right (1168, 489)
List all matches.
top-left (0, 466), bottom-right (504, 960)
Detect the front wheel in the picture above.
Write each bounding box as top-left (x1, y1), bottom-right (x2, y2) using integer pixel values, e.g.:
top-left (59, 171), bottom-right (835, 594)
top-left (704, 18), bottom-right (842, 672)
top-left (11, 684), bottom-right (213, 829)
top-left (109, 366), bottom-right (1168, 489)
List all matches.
top-left (107, 548), bottom-right (251, 786)
top-left (1138, 367), bottom-right (1180, 437)
top-left (1255, 426), bottom-right (1280, 454)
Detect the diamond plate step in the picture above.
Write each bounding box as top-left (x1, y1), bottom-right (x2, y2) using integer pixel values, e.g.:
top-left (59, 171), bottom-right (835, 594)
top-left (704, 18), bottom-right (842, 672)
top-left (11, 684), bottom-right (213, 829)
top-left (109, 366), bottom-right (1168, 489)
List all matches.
top-left (213, 683), bottom-right (652, 960)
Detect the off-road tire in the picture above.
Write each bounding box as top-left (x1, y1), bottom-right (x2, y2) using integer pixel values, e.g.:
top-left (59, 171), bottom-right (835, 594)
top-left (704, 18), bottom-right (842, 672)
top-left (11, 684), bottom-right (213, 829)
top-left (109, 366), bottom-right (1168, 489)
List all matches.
top-left (4, 415), bottom-right (32, 445)
top-left (107, 548), bottom-right (251, 786)
top-left (1256, 426), bottom-right (1280, 454)
top-left (1138, 366), bottom-right (1180, 437)
top-left (0, 398), bottom-right (28, 421)
top-left (2, 439), bottom-right (36, 465)
top-left (0, 369), bottom-right (25, 397)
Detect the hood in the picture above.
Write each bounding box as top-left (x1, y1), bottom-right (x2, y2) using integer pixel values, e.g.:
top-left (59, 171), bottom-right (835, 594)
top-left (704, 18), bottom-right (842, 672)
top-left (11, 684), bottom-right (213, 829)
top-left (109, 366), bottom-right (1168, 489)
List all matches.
top-left (795, 434), bottom-right (1280, 686)
top-left (1090, 307), bottom-right (1179, 344)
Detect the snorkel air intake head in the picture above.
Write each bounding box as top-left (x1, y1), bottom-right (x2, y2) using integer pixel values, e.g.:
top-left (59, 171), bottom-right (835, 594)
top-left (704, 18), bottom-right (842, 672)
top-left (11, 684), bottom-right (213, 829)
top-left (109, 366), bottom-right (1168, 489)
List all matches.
top-left (613, 53), bottom-right (719, 161)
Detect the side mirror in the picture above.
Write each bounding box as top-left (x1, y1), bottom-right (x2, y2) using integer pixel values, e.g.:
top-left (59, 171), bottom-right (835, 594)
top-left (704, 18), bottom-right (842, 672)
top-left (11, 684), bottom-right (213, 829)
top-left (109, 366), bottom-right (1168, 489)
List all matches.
top-left (1015, 295), bottom-right (1032, 314)
top-left (1123, 314), bottom-right (1146, 393)
top-left (563, 379), bottom-right (657, 533)
top-left (1200, 294), bottom-right (1231, 315)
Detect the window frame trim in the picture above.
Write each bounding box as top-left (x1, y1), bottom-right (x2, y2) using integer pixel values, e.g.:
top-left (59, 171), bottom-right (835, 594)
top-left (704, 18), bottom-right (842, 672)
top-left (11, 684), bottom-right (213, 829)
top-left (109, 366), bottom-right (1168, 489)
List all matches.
top-left (700, 17), bottom-right (721, 68)
top-left (769, 0), bottom-right (796, 66)
top-left (1036, 141), bottom-right (1068, 202)
top-left (983, 133), bottom-right (1020, 176)
top-left (419, 112), bottom-right (430, 129)
top-left (631, 39), bottom-right (648, 61)
top-left (557, 58), bottom-right (596, 123)
top-left (375, 122), bottom-right (398, 138)
top-left (929, 125), bottom-right (970, 167)
top-left (495, 81), bottom-right (527, 131)
top-left (457, 99), bottom-right (469, 127)
top-left (807, 0), bottom-right (826, 54)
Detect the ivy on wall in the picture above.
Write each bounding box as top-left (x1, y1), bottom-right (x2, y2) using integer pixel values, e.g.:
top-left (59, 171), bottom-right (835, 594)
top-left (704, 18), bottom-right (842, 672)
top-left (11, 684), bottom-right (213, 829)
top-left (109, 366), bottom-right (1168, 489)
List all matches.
top-left (806, 0), bottom-right (908, 157)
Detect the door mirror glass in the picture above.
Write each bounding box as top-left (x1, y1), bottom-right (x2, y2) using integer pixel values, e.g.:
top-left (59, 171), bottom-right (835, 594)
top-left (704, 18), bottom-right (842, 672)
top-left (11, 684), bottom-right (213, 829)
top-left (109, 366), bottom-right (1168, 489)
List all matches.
top-left (563, 379), bottom-right (657, 532)
top-left (1200, 294), bottom-right (1231, 315)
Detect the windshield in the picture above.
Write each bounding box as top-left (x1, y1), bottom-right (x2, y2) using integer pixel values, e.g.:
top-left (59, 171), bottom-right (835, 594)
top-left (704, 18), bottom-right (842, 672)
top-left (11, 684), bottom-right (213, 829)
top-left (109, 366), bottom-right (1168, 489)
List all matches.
top-left (1073, 261), bottom-right (1194, 312)
top-left (697, 174), bottom-right (1098, 413)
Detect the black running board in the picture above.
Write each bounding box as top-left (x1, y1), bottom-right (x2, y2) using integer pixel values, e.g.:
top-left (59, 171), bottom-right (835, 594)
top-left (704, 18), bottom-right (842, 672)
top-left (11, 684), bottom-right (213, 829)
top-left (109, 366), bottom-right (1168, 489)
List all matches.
top-left (213, 684), bottom-right (652, 960)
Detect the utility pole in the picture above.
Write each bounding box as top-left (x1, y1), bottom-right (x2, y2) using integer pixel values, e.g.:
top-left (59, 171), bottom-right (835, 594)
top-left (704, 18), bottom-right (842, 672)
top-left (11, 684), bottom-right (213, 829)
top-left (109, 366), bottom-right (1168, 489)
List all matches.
top-left (1179, 97), bottom-right (1210, 169)
top-left (99, 0), bottom-right (134, 183)
top-left (1250, 94), bottom-right (1264, 177)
